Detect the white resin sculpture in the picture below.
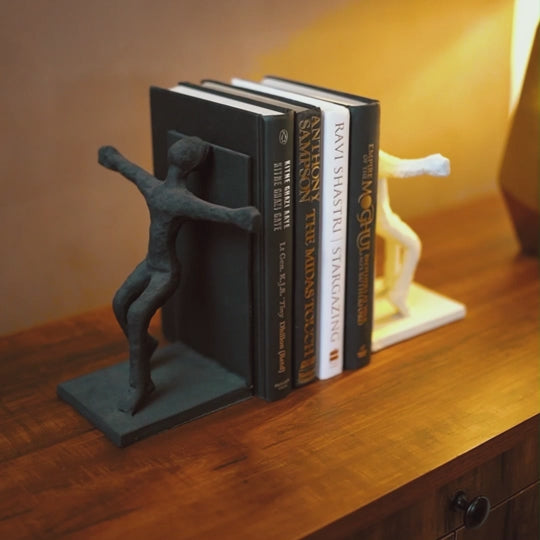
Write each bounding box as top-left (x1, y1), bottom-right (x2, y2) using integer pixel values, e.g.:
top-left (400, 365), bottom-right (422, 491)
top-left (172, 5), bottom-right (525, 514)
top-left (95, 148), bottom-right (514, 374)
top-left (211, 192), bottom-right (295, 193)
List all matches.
top-left (376, 150), bottom-right (450, 315)
top-left (372, 150), bottom-right (466, 351)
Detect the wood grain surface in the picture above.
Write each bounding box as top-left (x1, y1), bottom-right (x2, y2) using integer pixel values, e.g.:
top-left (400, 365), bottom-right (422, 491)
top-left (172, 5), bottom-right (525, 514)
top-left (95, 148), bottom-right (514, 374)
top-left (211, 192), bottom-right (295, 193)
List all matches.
top-left (0, 194), bottom-right (538, 539)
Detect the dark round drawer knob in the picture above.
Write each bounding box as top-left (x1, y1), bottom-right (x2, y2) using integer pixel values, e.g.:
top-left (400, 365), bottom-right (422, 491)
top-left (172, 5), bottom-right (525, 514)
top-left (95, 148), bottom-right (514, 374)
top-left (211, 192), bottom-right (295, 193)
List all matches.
top-left (451, 490), bottom-right (491, 529)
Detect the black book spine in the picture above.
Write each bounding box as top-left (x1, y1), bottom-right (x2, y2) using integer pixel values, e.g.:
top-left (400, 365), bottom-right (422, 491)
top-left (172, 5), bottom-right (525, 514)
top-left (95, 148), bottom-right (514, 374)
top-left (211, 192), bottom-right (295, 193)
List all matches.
top-left (292, 109), bottom-right (321, 386)
top-left (257, 114), bottom-right (294, 400)
top-left (344, 103), bottom-right (380, 369)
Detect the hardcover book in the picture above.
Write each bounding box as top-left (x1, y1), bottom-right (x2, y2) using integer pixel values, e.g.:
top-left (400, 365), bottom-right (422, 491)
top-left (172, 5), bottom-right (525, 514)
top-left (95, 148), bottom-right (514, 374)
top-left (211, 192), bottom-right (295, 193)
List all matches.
top-left (262, 76), bottom-right (380, 370)
top-left (232, 78), bottom-right (350, 380)
top-left (151, 84), bottom-right (294, 401)
top-left (200, 80), bottom-right (322, 387)
top-left (161, 131), bottom-right (254, 387)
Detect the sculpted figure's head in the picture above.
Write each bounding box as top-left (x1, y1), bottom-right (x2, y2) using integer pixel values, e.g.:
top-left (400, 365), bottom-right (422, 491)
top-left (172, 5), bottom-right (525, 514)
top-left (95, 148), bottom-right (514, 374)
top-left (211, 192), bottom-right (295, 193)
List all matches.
top-left (168, 137), bottom-right (209, 177)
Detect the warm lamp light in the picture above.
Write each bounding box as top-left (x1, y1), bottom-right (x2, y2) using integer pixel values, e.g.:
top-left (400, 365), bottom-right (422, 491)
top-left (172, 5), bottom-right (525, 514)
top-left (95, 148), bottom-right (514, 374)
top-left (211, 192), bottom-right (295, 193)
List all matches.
top-left (509, 0), bottom-right (540, 114)
top-left (499, 0), bottom-right (539, 255)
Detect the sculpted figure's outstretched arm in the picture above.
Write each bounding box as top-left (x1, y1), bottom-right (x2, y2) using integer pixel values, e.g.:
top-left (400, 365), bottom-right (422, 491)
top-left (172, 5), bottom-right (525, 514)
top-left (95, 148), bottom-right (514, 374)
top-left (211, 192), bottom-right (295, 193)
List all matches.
top-left (378, 150), bottom-right (450, 179)
top-left (170, 190), bottom-right (261, 233)
top-left (98, 146), bottom-right (156, 194)
top-left (377, 150), bottom-right (450, 316)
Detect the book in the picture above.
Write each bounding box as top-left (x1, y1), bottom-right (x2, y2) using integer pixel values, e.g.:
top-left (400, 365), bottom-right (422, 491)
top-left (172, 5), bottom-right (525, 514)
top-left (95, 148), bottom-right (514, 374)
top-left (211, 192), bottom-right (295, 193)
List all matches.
top-left (199, 80), bottom-right (321, 386)
top-left (232, 78), bottom-right (350, 380)
top-left (151, 84), bottom-right (294, 401)
top-left (161, 131), bottom-right (254, 389)
top-left (262, 76), bottom-right (380, 370)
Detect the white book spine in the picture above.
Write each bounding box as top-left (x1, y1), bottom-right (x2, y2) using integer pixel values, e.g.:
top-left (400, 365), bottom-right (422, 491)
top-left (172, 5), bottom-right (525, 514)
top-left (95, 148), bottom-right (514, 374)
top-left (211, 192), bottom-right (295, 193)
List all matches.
top-left (231, 79), bottom-right (349, 379)
top-left (313, 108), bottom-right (349, 379)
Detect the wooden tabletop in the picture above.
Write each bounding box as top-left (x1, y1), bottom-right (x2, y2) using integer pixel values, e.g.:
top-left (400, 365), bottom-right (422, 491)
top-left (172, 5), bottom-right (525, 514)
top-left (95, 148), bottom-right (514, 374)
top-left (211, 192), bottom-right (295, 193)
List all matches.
top-left (1, 194), bottom-right (538, 539)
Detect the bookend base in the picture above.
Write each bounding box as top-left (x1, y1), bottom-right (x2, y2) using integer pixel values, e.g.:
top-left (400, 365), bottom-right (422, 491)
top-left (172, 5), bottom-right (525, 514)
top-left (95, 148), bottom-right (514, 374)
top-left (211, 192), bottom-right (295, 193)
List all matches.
top-left (372, 280), bottom-right (466, 352)
top-left (57, 342), bottom-right (251, 447)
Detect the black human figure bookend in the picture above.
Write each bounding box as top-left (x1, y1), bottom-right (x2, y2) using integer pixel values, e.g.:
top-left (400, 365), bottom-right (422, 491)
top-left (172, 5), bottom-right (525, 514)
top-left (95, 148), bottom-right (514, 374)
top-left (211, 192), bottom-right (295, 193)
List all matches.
top-left (57, 136), bottom-right (260, 446)
top-left (101, 137), bottom-right (260, 414)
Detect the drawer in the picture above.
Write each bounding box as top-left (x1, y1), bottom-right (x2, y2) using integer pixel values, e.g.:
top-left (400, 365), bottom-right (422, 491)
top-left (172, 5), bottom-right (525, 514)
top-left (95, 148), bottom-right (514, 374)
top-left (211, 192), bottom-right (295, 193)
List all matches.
top-left (335, 420), bottom-right (539, 540)
top-left (437, 427), bottom-right (539, 535)
top-left (455, 481), bottom-right (539, 540)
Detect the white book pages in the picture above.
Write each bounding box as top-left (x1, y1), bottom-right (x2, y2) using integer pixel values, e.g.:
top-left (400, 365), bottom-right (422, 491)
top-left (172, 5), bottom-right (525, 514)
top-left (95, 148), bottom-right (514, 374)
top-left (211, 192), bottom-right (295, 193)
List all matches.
top-left (170, 84), bottom-right (282, 116)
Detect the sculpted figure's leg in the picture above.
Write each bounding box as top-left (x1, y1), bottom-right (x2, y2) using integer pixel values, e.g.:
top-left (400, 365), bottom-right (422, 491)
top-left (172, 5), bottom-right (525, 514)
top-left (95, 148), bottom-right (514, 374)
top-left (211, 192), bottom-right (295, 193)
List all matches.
top-left (377, 211), bottom-right (421, 316)
top-left (383, 238), bottom-right (401, 293)
top-left (388, 224), bottom-right (421, 316)
top-left (119, 270), bottom-right (179, 414)
top-left (112, 261), bottom-right (149, 337)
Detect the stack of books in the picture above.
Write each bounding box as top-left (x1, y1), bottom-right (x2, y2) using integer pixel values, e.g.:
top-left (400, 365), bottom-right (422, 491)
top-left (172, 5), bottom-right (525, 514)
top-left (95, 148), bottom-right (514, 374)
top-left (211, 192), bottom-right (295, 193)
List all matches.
top-left (152, 76), bottom-right (380, 402)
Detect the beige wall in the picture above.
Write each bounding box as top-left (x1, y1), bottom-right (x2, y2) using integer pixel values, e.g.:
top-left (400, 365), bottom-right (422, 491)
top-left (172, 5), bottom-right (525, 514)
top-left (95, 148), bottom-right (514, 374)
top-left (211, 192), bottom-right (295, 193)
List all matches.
top-left (0, 0), bottom-right (513, 336)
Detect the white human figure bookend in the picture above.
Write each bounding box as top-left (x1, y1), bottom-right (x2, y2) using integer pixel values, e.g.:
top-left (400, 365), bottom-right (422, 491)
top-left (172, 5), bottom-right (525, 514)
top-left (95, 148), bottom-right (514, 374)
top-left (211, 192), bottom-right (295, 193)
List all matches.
top-left (372, 150), bottom-right (466, 352)
top-left (376, 150), bottom-right (450, 315)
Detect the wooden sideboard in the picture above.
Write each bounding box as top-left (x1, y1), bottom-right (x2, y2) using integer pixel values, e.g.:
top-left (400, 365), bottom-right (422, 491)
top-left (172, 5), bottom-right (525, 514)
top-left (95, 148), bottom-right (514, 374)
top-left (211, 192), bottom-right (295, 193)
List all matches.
top-left (1, 194), bottom-right (538, 539)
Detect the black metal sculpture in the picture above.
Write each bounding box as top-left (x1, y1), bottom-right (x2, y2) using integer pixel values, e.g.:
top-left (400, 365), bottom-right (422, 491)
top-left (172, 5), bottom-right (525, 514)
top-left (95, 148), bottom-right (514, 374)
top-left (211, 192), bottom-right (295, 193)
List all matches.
top-left (98, 136), bottom-right (260, 414)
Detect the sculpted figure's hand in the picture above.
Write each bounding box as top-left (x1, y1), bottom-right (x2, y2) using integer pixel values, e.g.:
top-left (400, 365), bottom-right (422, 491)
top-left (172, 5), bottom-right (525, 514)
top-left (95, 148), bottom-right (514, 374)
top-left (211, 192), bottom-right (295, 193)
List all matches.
top-left (235, 206), bottom-right (262, 232)
top-left (98, 146), bottom-right (121, 171)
